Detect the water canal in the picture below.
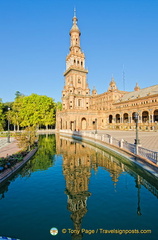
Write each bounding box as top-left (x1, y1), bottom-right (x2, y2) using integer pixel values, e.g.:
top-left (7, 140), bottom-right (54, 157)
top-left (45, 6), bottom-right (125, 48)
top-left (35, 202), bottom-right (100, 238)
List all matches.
top-left (0, 134), bottom-right (158, 240)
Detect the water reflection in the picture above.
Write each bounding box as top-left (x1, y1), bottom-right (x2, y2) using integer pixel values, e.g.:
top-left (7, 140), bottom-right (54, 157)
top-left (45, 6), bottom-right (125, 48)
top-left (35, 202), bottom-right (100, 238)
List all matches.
top-left (0, 181), bottom-right (10, 200)
top-left (0, 135), bottom-right (56, 199)
top-left (0, 134), bottom-right (158, 240)
top-left (61, 139), bottom-right (91, 239)
top-left (135, 175), bottom-right (142, 216)
top-left (21, 134), bottom-right (56, 175)
top-left (57, 135), bottom-right (158, 239)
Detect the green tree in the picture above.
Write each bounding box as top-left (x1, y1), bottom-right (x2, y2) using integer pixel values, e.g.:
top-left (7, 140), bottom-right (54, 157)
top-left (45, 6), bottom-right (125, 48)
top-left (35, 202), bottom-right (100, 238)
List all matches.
top-left (15, 91), bottom-right (24, 99)
top-left (9, 96), bottom-right (23, 131)
top-left (56, 101), bottom-right (62, 111)
top-left (0, 99), bottom-right (4, 131)
top-left (15, 126), bottom-right (37, 151)
top-left (11, 94), bottom-right (56, 129)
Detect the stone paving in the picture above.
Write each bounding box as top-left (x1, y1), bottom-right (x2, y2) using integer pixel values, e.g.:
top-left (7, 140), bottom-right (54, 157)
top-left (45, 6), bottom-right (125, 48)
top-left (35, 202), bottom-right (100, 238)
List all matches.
top-left (0, 138), bottom-right (21, 158)
top-left (0, 130), bottom-right (158, 159)
top-left (95, 130), bottom-right (158, 152)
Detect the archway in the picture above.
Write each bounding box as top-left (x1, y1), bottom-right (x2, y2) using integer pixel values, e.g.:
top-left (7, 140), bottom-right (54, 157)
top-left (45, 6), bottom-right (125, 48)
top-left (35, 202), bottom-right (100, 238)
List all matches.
top-left (60, 118), bottom-right (62, 130)
top-left (109, 115), bottom-right (113, 123)
top-left (70, 121), bottom-right (74, 131)
top-left (116, 114), bottom-right (120, 123)
top-left (132, 112), bottom-right (136, 122)
top-left (123, 113), bottom-right (128, 123)
top-left (81, 118), bottom-right (87, 130)
top-left (142, 111), bottom-right (149, 123)
top-left (154, 110), bottom-right (158, 122)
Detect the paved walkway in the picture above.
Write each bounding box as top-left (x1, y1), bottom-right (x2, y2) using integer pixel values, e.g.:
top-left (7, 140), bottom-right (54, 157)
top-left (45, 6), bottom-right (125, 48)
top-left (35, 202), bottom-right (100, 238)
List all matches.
top-left (94, 130), bottom-right (158, 152)
top-left (0, 138), bottom-right (21, 158)
top-left (0, 130), bottom-right (158, 159)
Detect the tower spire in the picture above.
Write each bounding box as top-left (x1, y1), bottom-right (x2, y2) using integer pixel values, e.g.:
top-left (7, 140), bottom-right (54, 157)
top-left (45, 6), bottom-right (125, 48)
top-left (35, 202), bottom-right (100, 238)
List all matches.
top-left (70, 8), bottom-right (80, 36)
top-left (74, 7), bottom-right (76, 17)
top-left (62, 13), bottom-right (90, 111)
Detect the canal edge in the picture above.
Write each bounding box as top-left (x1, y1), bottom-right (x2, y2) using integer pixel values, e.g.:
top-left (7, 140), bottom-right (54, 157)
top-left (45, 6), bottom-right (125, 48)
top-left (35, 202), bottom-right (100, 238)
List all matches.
top-left (0, 147), bottom-right (38, 185)
top-left (59, 132), bottom-right (158, 179)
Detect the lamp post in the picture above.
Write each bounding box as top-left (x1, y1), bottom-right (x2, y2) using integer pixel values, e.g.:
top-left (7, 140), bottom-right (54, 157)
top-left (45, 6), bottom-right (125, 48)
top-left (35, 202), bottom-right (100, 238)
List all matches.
top-left (7, 107), bottom-right (10, 143)
top-left (134, 112), bottom-right (140, 154)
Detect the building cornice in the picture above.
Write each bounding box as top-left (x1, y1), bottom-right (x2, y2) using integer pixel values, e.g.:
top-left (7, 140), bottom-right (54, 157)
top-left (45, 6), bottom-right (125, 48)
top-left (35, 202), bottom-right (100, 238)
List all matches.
top-left (64, 67), bottom-right (88, 76)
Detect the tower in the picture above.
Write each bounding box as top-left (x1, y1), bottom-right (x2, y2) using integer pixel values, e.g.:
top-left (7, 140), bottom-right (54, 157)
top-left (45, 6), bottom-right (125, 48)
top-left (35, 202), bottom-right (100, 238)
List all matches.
top-left (62, 10), bottom-right (90, 111)
top-left (108, 77), bottom-right (117, 92)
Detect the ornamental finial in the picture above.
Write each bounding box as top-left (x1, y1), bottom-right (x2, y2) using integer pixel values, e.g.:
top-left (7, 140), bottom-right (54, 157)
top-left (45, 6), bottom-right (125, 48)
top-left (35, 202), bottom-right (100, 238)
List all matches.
top-left (74, 7), bottom-right (76, 17)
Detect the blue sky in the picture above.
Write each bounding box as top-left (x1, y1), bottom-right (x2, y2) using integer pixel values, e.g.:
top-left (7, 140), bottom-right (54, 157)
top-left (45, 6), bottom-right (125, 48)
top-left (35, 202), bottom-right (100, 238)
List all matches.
top-left (0, 0), bottom-right (158, 103)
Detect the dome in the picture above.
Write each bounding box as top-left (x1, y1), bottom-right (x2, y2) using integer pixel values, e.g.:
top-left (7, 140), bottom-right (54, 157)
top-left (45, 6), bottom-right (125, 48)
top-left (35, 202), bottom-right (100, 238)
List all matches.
top-left (70, 15), bottom-right (81, 35)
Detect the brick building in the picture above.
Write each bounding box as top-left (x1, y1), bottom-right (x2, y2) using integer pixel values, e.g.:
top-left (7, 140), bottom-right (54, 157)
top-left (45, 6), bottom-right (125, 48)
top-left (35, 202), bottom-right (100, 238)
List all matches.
top-left (56, 12), bottom-right (158, 131)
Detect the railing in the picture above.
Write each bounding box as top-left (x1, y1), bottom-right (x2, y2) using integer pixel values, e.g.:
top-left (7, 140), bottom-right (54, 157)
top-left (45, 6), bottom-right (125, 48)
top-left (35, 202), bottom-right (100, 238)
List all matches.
top-left (59, 130), bottom-right (158, 165)
top-left (123, 140), bottom-right (136, 154)
top-left (112, 137), bottom-right (120, 148)
top-left (138, 146), bottom-right (158, 165)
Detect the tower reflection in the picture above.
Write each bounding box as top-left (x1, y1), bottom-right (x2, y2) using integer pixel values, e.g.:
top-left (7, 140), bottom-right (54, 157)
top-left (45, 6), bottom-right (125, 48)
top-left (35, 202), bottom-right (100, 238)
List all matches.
top-left (56, 135), bottom-right (124, 239)
top-left (62, 140), bottom-right (91, 239)
top-left (56, 134), bottom-right (158, 239)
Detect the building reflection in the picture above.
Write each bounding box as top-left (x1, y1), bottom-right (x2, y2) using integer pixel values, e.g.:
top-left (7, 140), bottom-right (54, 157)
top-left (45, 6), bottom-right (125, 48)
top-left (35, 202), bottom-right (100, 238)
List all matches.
top-left (55, 134), bottom-right (158, 238)
top-left (56, 135), bottom-right (124, 239)
top-left (61, 139), bottom-right (91, 239)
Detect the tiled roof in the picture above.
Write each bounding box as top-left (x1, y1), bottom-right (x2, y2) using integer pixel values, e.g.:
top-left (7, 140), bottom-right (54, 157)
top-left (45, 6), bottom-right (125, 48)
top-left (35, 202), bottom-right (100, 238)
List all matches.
top-left (116, 84), bottom-right (158, 103)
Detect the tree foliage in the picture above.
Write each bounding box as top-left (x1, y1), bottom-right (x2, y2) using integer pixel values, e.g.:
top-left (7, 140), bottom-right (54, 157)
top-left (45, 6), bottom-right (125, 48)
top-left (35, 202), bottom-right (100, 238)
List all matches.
top-left (10, 94), bottom-right (56, 128)
top-left (0, 99), bottom-right (4, 131)
top-left (15, 126), bottom-right (37, 151)
top-left (15, 91), bottom-right (24, 100)
top-left (56, 101), bottom-right (62, 111)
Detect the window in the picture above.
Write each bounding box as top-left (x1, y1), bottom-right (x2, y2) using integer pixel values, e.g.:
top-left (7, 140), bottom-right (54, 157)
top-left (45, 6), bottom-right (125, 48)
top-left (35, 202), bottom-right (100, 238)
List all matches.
top-left (78, 99), bottom-right (82, 106)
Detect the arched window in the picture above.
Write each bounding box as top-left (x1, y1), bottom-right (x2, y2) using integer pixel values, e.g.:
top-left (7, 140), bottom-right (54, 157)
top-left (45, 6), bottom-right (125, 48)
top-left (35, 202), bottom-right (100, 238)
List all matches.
top-left (154, 110), bottom-right (158, 122)
top-left (78, 99), bottom-right (82, 107)
top-left (81, 118), bottom-right (86, 130)
top-left (132, 112), bottom-right (136, 122)
top-left (109, 115), bottom-right (113, 123)
top-left (123, 113), bottom-right (128, 123)
top-left (116, 114), bottom-right (120, 123)
top-left (142, 111), bottom-right (149, 123)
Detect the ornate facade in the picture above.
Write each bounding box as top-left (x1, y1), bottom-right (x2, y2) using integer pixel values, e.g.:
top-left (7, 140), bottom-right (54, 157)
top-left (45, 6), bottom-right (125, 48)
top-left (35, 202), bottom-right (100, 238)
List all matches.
top-left (56, 12), bottom-right (158, 131)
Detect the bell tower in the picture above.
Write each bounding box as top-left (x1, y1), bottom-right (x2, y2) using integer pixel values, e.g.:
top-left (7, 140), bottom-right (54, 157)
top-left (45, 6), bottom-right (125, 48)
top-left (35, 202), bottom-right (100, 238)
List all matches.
top-left (62, 10), bottom-right (90, 111)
